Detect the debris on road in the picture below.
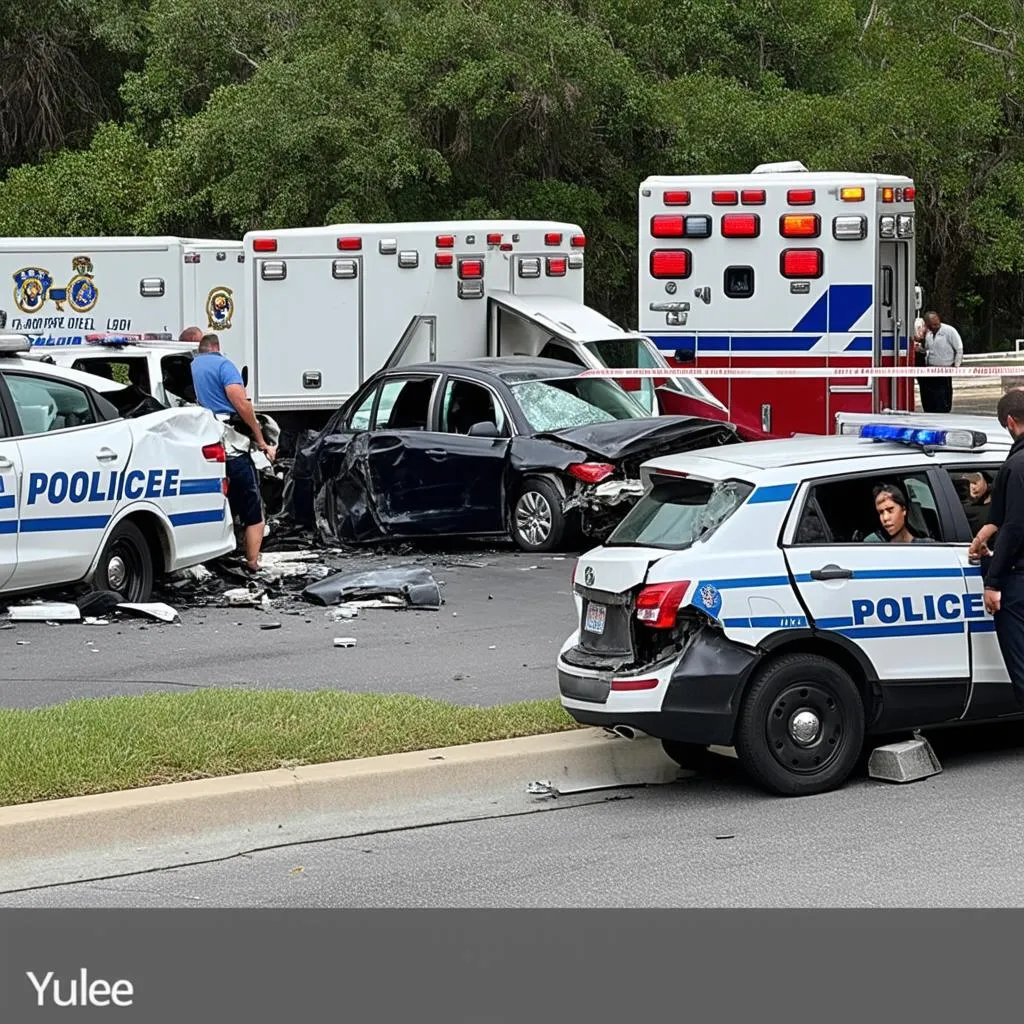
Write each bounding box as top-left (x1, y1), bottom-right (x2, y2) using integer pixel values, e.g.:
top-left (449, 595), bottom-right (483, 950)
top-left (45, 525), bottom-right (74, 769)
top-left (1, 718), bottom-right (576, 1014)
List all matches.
top-left (8, 602), bottom-right (82, 622)
top-left (260, 622), bottom-right (283, 631)
top-left (333, 637), bottom-right (357, 648)
top-left (117, 602), bottom-right (180, 623)
top-left (527, 780), bottom-right (558, 798)
top-left (301, 567), bottom-right (442, 610)
top-left (325, 606), bottom-right (359, 620)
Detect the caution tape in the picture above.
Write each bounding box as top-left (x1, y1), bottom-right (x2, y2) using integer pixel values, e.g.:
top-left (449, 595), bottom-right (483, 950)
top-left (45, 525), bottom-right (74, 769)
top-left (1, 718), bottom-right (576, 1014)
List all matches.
top-left (576, 365), bottom-right (1024, 380)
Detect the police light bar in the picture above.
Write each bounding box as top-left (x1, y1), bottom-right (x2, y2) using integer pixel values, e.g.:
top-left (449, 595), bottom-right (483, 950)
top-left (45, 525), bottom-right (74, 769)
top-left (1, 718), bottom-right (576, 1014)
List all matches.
top-left (859, 423), bottom-right (988, 449)
top-left (85, 332), bottom-right (143, 346)
top-left (0, 332), bottom-right (31, 355)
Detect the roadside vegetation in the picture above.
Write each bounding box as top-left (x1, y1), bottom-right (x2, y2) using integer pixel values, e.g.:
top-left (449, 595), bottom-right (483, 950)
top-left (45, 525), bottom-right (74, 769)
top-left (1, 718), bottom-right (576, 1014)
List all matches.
top-left (0, 689), bottom-right (580, 806)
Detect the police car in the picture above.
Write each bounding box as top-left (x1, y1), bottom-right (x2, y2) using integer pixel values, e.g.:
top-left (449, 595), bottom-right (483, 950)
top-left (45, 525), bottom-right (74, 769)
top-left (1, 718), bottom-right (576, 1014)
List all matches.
top-left (0, 333), bottom-right (234, 603)
top-left (557, 412), bottom-right (1017, 796)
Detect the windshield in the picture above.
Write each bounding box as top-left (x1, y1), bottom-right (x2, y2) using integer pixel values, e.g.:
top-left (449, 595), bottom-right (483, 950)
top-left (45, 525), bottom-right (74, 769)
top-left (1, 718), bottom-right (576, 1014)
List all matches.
top-left (511, 377), bottom-right (649, 432)
top-left (606, 475), bottom-right (753, 550)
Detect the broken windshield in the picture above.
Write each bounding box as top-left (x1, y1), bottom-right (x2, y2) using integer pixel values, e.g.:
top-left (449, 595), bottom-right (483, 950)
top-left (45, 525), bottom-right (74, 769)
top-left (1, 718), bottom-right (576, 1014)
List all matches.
top-left (606, 476), bottom-right (753, 550)
top-left (511, 377), bottom-right (648, 433)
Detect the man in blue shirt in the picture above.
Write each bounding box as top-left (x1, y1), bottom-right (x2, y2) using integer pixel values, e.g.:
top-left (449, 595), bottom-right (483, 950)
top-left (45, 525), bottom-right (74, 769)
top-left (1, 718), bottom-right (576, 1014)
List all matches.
top-left (183, 328), bottom-right (276, 571)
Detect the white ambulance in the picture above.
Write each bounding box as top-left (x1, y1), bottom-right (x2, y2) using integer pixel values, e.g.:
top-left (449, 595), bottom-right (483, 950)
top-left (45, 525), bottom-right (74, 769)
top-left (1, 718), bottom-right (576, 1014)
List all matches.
top-left (638, 161), bottom-right (918, 439)
top-left (240, 220), bottom-right (729, 445)
top-left (0, 235), bottom-right (245, 362)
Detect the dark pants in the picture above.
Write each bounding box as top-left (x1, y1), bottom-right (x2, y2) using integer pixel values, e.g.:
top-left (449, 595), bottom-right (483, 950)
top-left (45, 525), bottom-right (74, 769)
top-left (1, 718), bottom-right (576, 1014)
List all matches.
top-left (226, 454), bottom-right (263, 528)
top-left (994, 571), bottom-right (1024, 708)
top-left (919, 375), bottom-right (953, 413)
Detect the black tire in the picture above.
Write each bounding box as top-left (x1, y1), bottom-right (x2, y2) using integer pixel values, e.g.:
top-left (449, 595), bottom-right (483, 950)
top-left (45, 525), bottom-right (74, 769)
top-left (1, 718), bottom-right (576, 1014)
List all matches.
top-left (734, 653), bottom-right (865, 797)
top-left (511, 478), bottom-right (573, 552)
top-left (94, 519), bottom-right (154, 604)
top-left (661, 739), bottom-right (715, 771)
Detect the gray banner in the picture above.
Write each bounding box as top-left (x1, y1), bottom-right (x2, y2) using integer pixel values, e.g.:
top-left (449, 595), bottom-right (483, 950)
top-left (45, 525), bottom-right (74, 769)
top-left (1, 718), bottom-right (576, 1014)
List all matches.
top-left (0, 909), bottom-right (1016, 1021)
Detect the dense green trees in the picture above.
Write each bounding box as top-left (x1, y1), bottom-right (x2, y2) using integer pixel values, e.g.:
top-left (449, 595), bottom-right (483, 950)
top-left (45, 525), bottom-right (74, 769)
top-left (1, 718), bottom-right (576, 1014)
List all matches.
top-left (2, 0), bottom-right (1023, 346)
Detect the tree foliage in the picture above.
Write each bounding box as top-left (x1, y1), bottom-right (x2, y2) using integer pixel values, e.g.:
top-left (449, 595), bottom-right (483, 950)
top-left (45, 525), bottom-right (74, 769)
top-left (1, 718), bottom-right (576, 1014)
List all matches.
top-left (2, 0), bottom-right (1024, 343)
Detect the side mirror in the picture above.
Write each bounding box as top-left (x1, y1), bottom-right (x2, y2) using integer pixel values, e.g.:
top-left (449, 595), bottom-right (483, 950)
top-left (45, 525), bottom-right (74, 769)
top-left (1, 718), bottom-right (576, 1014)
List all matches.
top-left (468, 421), bottom-right (500, 438)
top-left (675, 348), bottom-right (696, 364)
top-left (242, 365), bottom-right (249, 387)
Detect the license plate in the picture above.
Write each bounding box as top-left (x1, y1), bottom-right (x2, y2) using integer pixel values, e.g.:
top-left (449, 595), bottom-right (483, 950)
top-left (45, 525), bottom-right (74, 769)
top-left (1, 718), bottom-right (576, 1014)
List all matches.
top-left (585, 603), bottom-right (607, 635)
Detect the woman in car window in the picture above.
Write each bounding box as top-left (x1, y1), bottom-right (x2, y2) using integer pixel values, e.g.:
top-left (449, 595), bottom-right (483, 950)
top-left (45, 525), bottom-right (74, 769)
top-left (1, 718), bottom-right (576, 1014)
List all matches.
top-left (963, 471), bottom-right (992, 535)
top-left (864, 483), bottom-right (925, 543)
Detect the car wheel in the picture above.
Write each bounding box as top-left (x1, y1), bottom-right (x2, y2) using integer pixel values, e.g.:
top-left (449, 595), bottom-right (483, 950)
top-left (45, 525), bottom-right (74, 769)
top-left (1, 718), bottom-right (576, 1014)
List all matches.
top-left (511, 479), bottom-right (568, 552)
top-left (661, 739), bottom-right (715, 771)
top-left (734, 653), bottom-right (865, 797)
top-left (94, 520), bottom-right (154, 604)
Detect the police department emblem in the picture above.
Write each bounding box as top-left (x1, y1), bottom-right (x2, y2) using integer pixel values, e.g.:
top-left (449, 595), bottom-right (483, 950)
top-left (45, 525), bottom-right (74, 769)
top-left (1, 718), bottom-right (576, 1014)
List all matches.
top-left (584, 566), bottom-right (595, 587)
top-left (206, 286), bottom-right (234, 330)
top-left (13, 267), bottom-right (53, 314)
top-left (697, 583), bottom-right (722, 618)
top-left (66, 256), bottom-right (98, 313)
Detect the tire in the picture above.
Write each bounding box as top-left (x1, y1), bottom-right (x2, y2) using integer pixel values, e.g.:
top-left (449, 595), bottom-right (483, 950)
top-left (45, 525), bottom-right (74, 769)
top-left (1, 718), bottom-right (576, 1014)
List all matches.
top-left (511, 478), bottom-right (571, 552)
top-left (734, 653), bottom-right (865, 797)
top-left (661, 739), bottom-right (715, 771)
top-left (94, 520), bottom-right (154, 604)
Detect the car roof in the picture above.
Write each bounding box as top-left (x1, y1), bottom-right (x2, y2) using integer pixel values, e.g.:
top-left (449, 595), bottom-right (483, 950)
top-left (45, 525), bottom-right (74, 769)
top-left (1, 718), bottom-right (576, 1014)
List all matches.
top-left (384, 357), bottom-right (585, 382)
top-left (0, 355), bottom-right (128, 393)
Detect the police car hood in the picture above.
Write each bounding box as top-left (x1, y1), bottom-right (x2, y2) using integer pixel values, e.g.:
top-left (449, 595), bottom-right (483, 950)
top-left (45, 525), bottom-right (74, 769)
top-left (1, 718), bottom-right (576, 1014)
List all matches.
top-left (537, 416), bottom-right (739, 466)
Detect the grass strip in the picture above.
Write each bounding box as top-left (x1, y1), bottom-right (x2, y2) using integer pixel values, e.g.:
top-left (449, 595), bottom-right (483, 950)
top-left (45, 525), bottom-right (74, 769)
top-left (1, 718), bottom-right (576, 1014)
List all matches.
top-left (0, 689), bottom-right (581, 807)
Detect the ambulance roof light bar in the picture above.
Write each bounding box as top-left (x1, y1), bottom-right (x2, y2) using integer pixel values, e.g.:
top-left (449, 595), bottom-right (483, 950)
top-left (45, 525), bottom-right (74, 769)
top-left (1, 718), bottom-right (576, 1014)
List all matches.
top-left (751, 161), bottom-right (809, 174)
top-left (858, 423), bottom-right (988, 450)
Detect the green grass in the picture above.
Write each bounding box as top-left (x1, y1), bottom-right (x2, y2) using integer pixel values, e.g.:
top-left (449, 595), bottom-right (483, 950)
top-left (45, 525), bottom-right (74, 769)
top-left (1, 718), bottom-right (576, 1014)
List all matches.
top-left (0, 689), bottom-right (581, 807)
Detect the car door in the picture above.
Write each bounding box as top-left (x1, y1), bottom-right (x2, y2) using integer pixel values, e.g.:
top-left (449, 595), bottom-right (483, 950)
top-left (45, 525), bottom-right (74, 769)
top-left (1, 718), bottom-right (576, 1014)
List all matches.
top-left (0, 369), bottom-right (135, 591)
top-left (0, 402), bottom-right (21, 590)
top-left (782, 466), bottom-right (971, 729)
top-left (431, 375), bottom-right (511, 534)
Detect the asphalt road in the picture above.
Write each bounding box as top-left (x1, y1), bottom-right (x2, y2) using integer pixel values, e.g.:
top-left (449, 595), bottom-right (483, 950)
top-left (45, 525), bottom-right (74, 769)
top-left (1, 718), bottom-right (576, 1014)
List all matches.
top-left (0, 548), bottom-right (578, 709)
top-left (4, 722), bottom-right (1024, 907)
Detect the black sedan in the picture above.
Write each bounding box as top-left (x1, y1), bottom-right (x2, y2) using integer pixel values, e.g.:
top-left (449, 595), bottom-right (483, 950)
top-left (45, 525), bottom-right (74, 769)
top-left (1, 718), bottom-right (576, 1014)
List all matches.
top-left (286, 358), bottom-right (741, 552)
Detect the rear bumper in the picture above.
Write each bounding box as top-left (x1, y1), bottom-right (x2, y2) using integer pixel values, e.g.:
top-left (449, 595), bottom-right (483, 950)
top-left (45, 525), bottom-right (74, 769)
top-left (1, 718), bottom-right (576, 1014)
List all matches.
top-left (557, 623), bottom-right (761, 746)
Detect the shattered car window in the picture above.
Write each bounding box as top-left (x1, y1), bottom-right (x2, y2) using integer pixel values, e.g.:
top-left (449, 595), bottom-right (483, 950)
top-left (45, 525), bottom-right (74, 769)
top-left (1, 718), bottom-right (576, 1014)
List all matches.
top-left (606, 476), bottom-right (754, 550)
top-left (348, 386), bottom-right (378, 431)
top-left (511, 378), bottom-right (648, 433)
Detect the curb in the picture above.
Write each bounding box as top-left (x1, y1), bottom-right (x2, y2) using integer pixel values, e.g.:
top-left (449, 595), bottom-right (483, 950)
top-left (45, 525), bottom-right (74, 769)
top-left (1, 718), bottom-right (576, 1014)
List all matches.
top-left (0, 728), bottom-right (681, 869)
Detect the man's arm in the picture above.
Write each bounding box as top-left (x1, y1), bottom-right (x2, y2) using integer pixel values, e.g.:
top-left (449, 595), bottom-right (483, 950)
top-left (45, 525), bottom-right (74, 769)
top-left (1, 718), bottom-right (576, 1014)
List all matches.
top-left (949, 326), bottom-right (964, 366)
top-left (984, 464), bottom-right (1024, 592)
top-left (224, 383), bottom-right (270, 451)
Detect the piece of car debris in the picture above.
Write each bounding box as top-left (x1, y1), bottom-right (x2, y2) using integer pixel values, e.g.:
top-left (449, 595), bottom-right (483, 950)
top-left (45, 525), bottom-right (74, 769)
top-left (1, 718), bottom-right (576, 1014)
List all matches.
top-left (117, 603), bottom-right (180, 623)
top-left (527, 780), bottom-right (558, 798)
top-left (715, 834), bottom-right (736, 840)
top-left (302, 567), bottom-right (441, 610)
top-left (324, 606), bottom-right (359, 620)
top-left (333, 637), bottom-right (357, 648)
top-left (8, 602), bottom-right (82, 622)
top-left (260, 622), bottom-right (282, 630)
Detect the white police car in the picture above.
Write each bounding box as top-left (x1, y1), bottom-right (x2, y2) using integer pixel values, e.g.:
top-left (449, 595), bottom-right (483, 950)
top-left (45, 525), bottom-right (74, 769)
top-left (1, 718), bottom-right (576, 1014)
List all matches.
top-left (0, 333), bottom-right (234, 603)
top-left (557, 413), bottom-right (1017, 797)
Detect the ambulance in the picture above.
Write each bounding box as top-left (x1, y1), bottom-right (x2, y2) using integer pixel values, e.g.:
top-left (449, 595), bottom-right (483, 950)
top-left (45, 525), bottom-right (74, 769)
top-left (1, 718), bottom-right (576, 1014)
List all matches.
top-left (240, 220), bottom-right (730, 446)
top-left (0, 235), bottom-right (245, 361)
top-left (638, 161), bottom-right (918, 439)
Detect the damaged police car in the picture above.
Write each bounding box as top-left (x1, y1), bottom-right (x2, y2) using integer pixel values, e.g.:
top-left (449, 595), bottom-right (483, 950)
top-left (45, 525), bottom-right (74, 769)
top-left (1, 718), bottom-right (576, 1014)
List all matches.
top-left (286, 358), bottom-right (740, 552)
top-left (558, 414), bottom-right (1019, 797)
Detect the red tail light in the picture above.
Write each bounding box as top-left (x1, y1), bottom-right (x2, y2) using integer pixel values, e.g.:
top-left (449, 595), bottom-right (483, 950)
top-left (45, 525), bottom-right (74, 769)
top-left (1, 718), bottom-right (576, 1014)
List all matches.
top-left (337, 236), bottom-right (362, 251)
top-left (741, 189), bottom-right (766, 205)
top-left (721, 214), bottom-right (760, 238)
top-left (780, 248), bottom-right (823, 279)
top-left (546, 257), bottom-right (567, 276)
top-left (904, 186), bottom-right (917, 202)
top-left (663, 190), bottom-right (691, 206)
top-left (787, 189), bottom-right (816, 205)
top-left (252, 238), bottom-right (277, 252)
top-left (568, 462), bottom-right (615, 484)
top-left (545, 232), bottom-right (563, 245)
top-left (651, 215), bottom-right (685, 238)
top-left (611, 678), bottom-right (659, 691)
top-left (487, 233), bottom-right (502, 244)
top-left (435, 253), bottom-right (453, 268)
top-left (712, 190), bottom-right (738, 206)
top-left (635, 581), bottom-right (690, 629)
top-left (571, 235), bottom-right (586, 248)
top-left (202, 442), bottom-right (226, 463)
top-left (435, 235), bottom-right (455, 248)
top-left (458, 259), bottom-right (483, 279)
top-left (650, 249), bottom-right (690, 278)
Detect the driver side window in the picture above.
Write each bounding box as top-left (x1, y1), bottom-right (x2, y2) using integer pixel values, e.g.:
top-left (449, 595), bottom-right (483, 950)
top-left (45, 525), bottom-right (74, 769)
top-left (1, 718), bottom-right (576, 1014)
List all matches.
top-left (439, 379), bottom-right (508, 436)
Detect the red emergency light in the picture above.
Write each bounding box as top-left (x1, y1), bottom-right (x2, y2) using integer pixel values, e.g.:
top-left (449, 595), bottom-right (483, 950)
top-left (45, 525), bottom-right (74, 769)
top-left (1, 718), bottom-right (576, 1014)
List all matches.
top-left (780, 213), bottom-right (821, 238)
top-left (435, 235), bottom-right (455, 248)
top-left (487, 233), bottom-right (502, 244)
top-left (546, 257), bottom-right (567, 276)
top-left (721, 214), bottom-right (760, 238)
top-left (545, 232), bottom-right (563, 246)
top-left (663, 191), bottom-right (691, 206)
top-left (651, 215), bottom-right (685, 238)
top-left (780, 248), bottom-right (823, 279)
top-left (252, 238), bottom-right (277, 252)
top-left (787, 189), bottom-right (816, 205)
top-left (650, 249), bottom-right (690, 278)
top-left (571, 235), bottom-right (586, 248)
top-left (741, 189), bottom-right (766, 205)
top-left (337, 237), bottom-right (362, 251)
top-left (712, 190), bottom-right (739, 206)
top-left (435, 253), bottom-right (453, 268)
top-left (458, 259), bottom-right (483, 279)
top-left (905, 186), bottom-right (917, 201)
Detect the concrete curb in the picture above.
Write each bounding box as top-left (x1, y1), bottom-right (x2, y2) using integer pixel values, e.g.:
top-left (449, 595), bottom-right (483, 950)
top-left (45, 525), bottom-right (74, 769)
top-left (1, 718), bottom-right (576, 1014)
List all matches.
top-left (0, 728), bottom-right (681, 868)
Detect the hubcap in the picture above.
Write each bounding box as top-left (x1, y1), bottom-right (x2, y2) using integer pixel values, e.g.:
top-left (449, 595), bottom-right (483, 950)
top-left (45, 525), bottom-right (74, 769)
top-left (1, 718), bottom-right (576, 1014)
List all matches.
top-left (516, 491), bottom-right (553, 547)
top-left (766, 683), bottom-right (845, 775)
top-left (107, 555), bottom-right (127, 591)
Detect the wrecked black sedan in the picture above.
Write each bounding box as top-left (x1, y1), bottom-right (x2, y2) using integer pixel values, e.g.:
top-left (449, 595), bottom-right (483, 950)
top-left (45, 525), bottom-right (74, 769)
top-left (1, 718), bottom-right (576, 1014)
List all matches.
top-left (285, 358), bottom-right (741, 552)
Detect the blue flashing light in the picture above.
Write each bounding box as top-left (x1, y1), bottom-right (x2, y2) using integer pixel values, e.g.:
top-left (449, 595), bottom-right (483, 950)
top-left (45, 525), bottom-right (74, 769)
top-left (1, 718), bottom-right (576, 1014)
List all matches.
top-left (859, 423), bottom-right (986, 449)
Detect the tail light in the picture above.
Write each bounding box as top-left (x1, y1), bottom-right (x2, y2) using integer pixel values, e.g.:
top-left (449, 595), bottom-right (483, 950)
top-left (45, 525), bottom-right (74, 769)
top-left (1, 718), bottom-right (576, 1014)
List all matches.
top-left (571, 235), bottom-right (586, 248)
top-left (721, 214), bottom-right (760, 238)
top-left (458, 259), bottom-right (483, 279)
top-left (663, 190), bottom-right (690, 205)
top-left (904, 186), bottom-right (917, 202)
top-left (545, 232), bottom-right (563, 245)
top-left (650, 249), bottom-right (690, 278)
top-left (611, 678), bottom-right (659, 691)
top-left (651, 215), bottom-right (685, 238)
top-left (435, 253), bottom-right (453, 268)
top-left (780, 248), bottom-right (823, 279)
top-left (780, 214), bottom-right (821, 238)
top-left (712, 190), bottom-right (738, 205)
top-left (436, 235), bottom-right (455, 248)
top-left (741, 189), bottom-right (766, 205)
top-left (337, 237), bottom-right (362, 251)
top-left (252, 238), bottom-right (277, 252)
top-left (635, 581), bottom-right (690, 629)
top-left (568, 462), bottom-right (615, 484)
top-left (202, 442), bottom-right (226, 463)
top-left (487, 233), bottom-right (502, 244)
top-left (787, 188), bottom-right (815, 205)
top-left (546, 257), bottom-right (567, 276)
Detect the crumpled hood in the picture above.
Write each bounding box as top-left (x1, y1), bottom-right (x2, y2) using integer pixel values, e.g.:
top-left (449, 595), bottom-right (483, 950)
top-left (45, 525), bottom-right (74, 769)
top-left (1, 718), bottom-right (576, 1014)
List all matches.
top-left (535, 416), bottom-right (739, 462)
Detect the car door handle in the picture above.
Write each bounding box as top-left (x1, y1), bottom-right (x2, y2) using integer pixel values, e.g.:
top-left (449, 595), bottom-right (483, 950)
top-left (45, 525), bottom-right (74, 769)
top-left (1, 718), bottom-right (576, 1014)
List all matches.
top-left (426, 449), bottom-right (448, 460)
top-left (95, 448), bottom-right (119, 462)
top-left (810, 565), bottom-right (853, 581)
top-left (0, 456), bottom-right (12, 470)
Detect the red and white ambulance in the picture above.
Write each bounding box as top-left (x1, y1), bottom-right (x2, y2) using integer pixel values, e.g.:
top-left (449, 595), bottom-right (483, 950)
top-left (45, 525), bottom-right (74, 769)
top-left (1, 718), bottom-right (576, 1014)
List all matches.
top-left (638, 161), bottom-right (918, 438)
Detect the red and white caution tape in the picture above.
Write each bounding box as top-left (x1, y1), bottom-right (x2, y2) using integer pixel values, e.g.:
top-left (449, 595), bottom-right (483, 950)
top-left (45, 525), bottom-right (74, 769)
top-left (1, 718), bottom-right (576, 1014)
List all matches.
top-left (577, 365), bottom-right (1024, 380)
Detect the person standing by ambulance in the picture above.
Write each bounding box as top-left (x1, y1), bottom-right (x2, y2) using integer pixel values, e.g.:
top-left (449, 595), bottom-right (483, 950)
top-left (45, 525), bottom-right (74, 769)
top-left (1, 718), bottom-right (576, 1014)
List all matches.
top-left (918, 311), bottom-right (963, 413)
top-left (185, 329), bottom-right (276, 572)
top-left (969, 389), bottom-right (1024, 706)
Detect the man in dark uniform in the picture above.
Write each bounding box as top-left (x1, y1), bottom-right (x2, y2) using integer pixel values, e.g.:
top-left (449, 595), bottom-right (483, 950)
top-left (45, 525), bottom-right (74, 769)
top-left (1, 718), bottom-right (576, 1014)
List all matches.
top-left (969, 389), bottom-right (1024, 705)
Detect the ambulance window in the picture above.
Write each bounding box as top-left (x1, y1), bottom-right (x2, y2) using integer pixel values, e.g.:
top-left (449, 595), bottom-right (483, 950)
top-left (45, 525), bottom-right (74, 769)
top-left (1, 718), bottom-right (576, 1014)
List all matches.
top-left (3, 373), bottom-right (98, 436)
top-left (724, 266), bottom-right (755, 299)
top-left (440, 379), bottom-right (507, 436)
top-left (539, 340), bottom-right (585, 366)
top-left (374, 376), bottom-right (436, 431)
